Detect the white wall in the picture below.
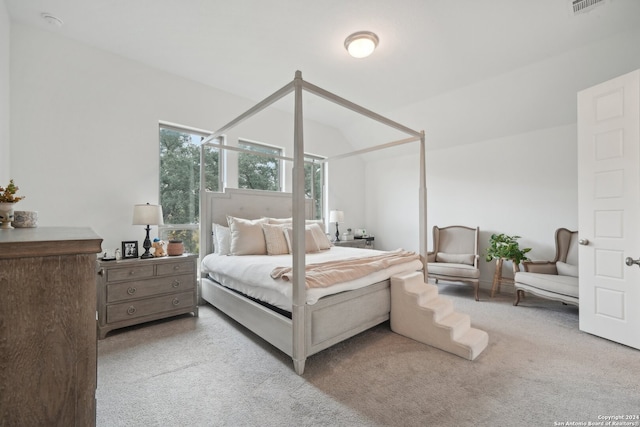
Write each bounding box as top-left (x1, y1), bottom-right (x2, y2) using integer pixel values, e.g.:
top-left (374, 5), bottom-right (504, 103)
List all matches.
top-left (9, 24), bottom-right (364, 253)
top-left (0, 0), bottom-right (9, 184)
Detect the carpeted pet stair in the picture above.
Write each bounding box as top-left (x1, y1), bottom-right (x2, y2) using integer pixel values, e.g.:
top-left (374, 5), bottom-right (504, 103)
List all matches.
top-left (390, 271), bottom-right (488, 360)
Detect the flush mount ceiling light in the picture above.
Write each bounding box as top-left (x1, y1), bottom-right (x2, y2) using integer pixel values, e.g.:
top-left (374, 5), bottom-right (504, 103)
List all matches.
top-left (344, 31), bottom-right (379, 59)
top-left (41, 13), bottom-right (64, 27)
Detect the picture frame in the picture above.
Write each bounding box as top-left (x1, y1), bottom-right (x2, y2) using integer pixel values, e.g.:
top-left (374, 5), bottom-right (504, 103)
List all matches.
top-left (121, 241), bottom-right (139, 259)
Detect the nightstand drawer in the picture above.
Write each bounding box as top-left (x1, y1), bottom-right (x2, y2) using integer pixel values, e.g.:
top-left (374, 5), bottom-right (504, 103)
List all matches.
top-left (107, 291), bottom-right (195, 323)
top-left (106, 273), bottom-right (195, 303)
top-left (156, 261), bottom-right (194, 276)
top-left (106, 265), bottom-right (154, 282)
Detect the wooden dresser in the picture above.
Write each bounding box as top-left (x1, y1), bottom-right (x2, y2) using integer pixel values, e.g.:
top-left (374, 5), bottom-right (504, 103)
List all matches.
top-left (0, 227), bottom-right (102, 427)
top-left (96, 254), bottom-right (198, 339)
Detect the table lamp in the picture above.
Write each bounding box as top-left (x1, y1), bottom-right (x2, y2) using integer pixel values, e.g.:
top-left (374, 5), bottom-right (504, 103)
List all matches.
top-left (133, 203), bottom-right (164, 259)
top-left (329, 210), bottom-right (344, 242)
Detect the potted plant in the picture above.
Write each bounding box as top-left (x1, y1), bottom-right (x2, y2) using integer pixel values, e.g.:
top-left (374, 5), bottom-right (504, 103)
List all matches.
top-left (485, 233), bottom-right (532, 297)
top-left (0, 179), bottom-right (26, 229)
top-left (485, 233), bottom-right (531, 265)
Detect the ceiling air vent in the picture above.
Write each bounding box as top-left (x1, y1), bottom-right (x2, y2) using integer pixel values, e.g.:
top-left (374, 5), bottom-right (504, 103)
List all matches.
top-left (570, 0), bottom-right (606, 15)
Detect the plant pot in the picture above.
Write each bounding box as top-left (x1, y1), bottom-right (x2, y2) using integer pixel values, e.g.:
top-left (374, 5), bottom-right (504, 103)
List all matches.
top-left (0, 202), bottom-right (17, 229)
top-left (167, 240), bottom-right (184, 256)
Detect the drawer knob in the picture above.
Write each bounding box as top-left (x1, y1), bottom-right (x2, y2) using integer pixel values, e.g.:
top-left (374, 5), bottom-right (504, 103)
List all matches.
top-left (127, 306), bottom-right (136, 315)
top-left (172, 298), bottom-right (180, 306)
top-left (129, 270), bottom-right (135, 275)
top-left (172, 280), bottom-right (181, 288)
top-left (127, 287), bottom-right (137, 295)
top-left (173, 265), bottom-right (180, 270)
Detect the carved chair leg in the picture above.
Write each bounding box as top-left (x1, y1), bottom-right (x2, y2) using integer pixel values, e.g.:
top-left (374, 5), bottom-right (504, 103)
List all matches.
top-left (514, 289), bottom-right (524, 306)
top-left (474, 282), bottom-right (479, 301)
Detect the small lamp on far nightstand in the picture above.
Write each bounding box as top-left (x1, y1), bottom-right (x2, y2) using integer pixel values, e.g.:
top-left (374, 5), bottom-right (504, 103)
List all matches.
top-left (329, 210), bottom-right (344, 242)
top-left (133, 203), bottom-right (164, 259)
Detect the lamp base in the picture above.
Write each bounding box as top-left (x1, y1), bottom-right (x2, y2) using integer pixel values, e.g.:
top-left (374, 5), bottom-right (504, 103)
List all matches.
top-left (140, 225), bottom-right (153, 259)
top-left (335, 223), bottom-right (340, 242)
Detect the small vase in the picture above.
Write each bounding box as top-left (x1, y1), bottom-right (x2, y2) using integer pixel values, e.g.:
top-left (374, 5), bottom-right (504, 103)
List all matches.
top-left (167, 240), bottom-right (185, 256)
top-left (0, 202), bottom-right (17, 229)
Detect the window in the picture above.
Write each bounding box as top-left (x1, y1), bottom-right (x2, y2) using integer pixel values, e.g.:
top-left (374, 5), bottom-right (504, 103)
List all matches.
top-left (305, 155), bottom-right (324, 220)
top-left (238, 139), bottom-right (282, 191)
top-left (159, 125), bottom-right (221, 254)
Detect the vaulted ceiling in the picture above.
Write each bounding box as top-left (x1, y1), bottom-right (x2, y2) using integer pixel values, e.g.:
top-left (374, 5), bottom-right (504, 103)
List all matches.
top-left (6, 0), bottom-right (640, 147)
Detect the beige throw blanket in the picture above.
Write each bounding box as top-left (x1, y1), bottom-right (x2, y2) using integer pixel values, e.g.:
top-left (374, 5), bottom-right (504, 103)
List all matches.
top-left (270, 249), bottom-right (421, 289)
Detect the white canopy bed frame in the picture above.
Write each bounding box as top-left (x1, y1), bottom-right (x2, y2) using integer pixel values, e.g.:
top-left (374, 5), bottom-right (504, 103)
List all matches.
top-left (199, 71), bottom-right (426, 375)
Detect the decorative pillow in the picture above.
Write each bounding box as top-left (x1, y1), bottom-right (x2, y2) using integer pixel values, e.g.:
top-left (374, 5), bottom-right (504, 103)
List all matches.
top-left (435, 252), bottom-right (475, 266)
top-left (556, 261), bottom-right (579, 277)
top-left (227, 216), bottom-right (268, 255)
top-left (261, 223), bottom-right (290, 255)
top-left (267, 217), bottom-right (292, 224)
top-left (267, 217), bottom-right (324, 226)
top-left (284, 227), bottom-right (321, 254)
top-left (308, 223), bottom-right (331, 250)
top-left (212, 223), bottom-right (231, 255)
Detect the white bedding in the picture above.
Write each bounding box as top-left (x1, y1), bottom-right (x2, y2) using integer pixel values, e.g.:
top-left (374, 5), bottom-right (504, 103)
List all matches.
top-left (201, 246), bottom-right (423, 310)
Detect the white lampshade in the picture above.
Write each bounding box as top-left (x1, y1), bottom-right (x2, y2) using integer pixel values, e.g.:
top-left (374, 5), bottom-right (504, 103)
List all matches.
top-left (344, 31), bottom-right (379, 58)
top-left (329, 210), bottom-right (344, 223)
top-left (132, 203), bottom-right (164, 226)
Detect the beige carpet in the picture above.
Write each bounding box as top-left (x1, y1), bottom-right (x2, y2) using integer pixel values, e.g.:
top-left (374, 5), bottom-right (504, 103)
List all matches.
top-left (97, 284), bottom-right (640, 427)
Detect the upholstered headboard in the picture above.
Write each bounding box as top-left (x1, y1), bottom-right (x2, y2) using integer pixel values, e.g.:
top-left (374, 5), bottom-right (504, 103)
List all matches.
top-left (200, 188), bottom-right (315, 256)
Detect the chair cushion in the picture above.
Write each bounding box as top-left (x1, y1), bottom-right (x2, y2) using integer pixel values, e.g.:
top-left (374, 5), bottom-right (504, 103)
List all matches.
top-left (435, 252), bottom-right (475, 266)
top-left (428, 262), bottom-right (480, 279)
top-left (514, 272), bottom-right (578, 298)
top-left (556, 261), bottom-right (578, 277)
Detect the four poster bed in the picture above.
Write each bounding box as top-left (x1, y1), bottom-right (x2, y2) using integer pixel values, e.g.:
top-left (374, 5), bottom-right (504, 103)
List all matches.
top-left (199, 71), bottom-right (427, 375)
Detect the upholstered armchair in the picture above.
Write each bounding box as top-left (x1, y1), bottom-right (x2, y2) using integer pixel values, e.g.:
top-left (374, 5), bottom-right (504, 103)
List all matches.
top-left (514, 228), bottom-right (579, 306)
top-left (427, 225), bottom-right (481, 301)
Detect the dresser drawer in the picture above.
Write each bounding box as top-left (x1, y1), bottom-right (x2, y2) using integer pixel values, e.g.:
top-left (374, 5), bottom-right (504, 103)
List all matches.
top-left (106, 273), bottom-right (195, 303)
top-left (106, 291), bottom-right (195, 324)
top-left (106, 265), bottom-right (154, 282)
top-left (156, 260), bottom-right (194, 276)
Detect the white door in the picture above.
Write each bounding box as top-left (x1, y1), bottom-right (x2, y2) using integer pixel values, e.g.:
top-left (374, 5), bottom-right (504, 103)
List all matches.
top-left (578, 69), bottom-right (640, 350)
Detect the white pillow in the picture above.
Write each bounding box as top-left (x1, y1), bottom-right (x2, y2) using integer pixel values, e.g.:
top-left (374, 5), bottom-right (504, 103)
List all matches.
top-left (284, 226), bottom-right (321, 254)
top-left (267, 217), bottom-right (324, 227)
top-left (556, 261), bottom-right (578, 277)
top-left (308, 223), bottom-right (331, 250)
top-left (212, 223), bottom-right (231, 255)
top-left (435, 252), bottom-right (475, 265)
top-left (227, 216), bottom-right (268, 255)
top-left (267, 217), bottom-right (292, 224)
top-left (261, 223), bottom-right (289, 255)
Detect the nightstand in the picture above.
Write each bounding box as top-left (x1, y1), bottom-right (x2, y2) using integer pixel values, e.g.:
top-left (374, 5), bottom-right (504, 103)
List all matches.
top-left (96, 254), bottom-right (198, 339)
top-left (355, 236), bottom-right (375, 249)
top-left (333, 239), bottom-right (367, 249)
